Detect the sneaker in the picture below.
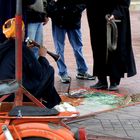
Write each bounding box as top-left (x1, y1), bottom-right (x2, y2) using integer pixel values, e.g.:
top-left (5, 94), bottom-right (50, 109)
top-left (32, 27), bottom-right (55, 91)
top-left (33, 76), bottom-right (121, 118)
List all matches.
top-left (60, 74), bottom-right (71, 83)
top-left (62, 102), bottom-right (77, 112)
top-left (54, 102), bottom-right (77, 112)
top-left (76, 72), bottom-right (95, 80)
top-left (54, 104), bottom-right (66, 112)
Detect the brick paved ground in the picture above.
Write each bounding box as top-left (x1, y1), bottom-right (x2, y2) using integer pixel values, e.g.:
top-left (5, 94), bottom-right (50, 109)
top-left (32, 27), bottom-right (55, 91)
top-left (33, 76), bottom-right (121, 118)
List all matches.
top-left (43, 11), bottom-right (140, 139)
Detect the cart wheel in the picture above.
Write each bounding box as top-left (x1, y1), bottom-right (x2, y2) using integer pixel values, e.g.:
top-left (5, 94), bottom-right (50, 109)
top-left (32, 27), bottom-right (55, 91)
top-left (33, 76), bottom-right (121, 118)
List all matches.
top-left (23, 137), bottom-right (49, 140)
top-left (0, 122), bottom-right (75, 140)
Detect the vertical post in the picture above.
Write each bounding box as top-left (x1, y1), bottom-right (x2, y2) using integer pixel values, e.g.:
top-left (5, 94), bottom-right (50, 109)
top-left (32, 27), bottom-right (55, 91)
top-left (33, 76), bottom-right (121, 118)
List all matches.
top-left (14, 0), bottom-right (23, 106)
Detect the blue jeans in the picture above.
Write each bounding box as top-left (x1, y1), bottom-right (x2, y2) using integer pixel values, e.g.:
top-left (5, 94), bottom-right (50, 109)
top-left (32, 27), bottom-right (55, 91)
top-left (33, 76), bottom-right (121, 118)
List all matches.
top-left (27, 22), bottom-right (43, 58)
top-left (52, 23), bottom-right (88, 76)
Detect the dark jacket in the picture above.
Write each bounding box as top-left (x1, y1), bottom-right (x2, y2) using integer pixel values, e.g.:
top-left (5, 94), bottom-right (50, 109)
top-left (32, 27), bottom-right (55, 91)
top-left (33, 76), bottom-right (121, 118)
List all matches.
top-left (26, 9), bottom-right (46, 23)
top-left (0, 0), bottom-right (36, 43)
top-left (0, 39), bottom-right (51, 95)
top-left (47, 0), bottom-right (86, 29)
top-left (26, 0), bottom-right (47, 23)
top-left (86, 0), bottom-right (136, 78)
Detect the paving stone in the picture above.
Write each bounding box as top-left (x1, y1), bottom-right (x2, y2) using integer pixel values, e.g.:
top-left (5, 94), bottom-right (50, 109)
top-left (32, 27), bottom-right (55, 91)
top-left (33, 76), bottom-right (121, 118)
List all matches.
top-left (126, 130), bottom-right (140, 139)
top-left (93, 130), bottom-right (128, 138)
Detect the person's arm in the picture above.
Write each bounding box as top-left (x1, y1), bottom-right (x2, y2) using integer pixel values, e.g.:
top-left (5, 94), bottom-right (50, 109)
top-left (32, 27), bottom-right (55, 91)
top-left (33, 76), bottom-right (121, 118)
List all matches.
top-left (38, 47), bottom-right (50, 70)
top-left (64, 0), bottom-right (86, 15)
top-left (23, 46), bottom-right (50, 80)
top-left (46, 0), bottom-right (58, 18)
top-left (75, 0), bottom-right (86, 13)
top-left (111, 0), bottom-right (130, 19)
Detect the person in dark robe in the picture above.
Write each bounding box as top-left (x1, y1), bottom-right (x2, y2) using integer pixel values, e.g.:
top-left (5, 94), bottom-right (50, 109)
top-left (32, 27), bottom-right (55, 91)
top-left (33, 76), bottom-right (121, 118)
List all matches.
top-left (86, 0), bottom-right (136, 90)
top-left (0, 18), bottom-right (61, 108)
top-left (0, 0), bottom-right (36, 43)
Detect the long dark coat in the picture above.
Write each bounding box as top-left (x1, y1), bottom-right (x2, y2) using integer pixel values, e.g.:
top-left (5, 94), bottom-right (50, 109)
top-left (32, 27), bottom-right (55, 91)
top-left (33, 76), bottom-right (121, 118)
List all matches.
top-left (86, 0), bottom-right (136, 79)
top-left (0, 0), bottom-right (36, 43)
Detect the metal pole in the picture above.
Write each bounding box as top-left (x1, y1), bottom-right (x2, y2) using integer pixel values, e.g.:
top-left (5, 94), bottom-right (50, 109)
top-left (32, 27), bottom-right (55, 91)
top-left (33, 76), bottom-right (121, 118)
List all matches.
top-left (15, 0), bottom-right (22, 83)
top-left (14, 0), bottom-right (23, 106)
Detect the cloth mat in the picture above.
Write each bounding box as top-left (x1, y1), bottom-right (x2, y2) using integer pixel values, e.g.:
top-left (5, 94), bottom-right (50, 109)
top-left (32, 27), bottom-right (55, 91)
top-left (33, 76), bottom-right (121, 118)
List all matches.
top-left (60, 88), bottom-right (140, 116)
top-left (9, 106), bottom-right (59, 116)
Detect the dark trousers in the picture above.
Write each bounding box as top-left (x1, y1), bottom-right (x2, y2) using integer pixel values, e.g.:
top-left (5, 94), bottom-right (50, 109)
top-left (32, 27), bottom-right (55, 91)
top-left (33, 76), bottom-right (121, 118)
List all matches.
top-left (34, 66), bottom-right (61, 108)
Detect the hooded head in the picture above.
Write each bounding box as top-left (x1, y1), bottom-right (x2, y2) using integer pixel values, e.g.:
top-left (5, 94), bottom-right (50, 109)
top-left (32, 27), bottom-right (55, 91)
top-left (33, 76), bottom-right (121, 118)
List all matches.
top-left (2, 18), bottom-right (25, 39)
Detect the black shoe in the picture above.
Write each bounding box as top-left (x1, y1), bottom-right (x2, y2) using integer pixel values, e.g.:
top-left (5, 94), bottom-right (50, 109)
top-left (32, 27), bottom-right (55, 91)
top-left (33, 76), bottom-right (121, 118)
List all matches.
top-left (76, 72), bottom-right (96, 80)
top-left (90, 82), bottom-right (108, 90)
top-left (108, 83), bottom-right (119, 91)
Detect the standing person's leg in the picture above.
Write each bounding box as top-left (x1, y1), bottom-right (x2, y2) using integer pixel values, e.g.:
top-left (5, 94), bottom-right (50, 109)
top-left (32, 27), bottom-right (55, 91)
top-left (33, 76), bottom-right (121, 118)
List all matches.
top-left (34, 22), bottom-right (43, 58)
top-left (34, 22), bottom-right (43, 45)
top-left (52, 23), bottom-right (70, 83)
top-left (90, 76), bottom-right (108, 89)
top-left (27, 23), bottom-right (36, 40)
top-left (27, 23), bottom-right (39, 58)
top-left (108, 76), bottom-right (121, 91)
top-left (67, 28), bottom-right (95, 80)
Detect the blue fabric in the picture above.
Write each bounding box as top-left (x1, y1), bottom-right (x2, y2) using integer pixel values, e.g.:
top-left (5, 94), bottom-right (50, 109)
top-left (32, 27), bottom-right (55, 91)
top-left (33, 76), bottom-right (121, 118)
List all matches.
top-left (52, 23), bottom-right (88, 76)
top-left (27, 22), bottom-right (43, 58)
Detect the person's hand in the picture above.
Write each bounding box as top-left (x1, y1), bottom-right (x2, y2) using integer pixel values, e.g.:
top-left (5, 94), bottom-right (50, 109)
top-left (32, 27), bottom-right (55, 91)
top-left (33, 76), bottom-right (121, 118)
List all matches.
top-left (108, 15), bottom-right (115, 21)
top-left (27, 43), bottom-right (34, 48)
top-left (43, 17), bottom-right (49, 25)
top-left (39, 47), bottom-right (47, 57)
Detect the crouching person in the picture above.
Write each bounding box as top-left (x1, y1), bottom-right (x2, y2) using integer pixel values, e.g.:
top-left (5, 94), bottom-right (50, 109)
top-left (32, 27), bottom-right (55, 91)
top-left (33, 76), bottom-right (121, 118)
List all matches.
top-left (0, 18), bottom-right (61, 109)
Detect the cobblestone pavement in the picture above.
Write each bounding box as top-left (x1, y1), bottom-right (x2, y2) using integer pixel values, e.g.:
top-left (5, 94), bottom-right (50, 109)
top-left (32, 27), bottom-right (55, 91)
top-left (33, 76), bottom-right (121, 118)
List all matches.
top-left (43, 11), bottom-right (140, 139)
